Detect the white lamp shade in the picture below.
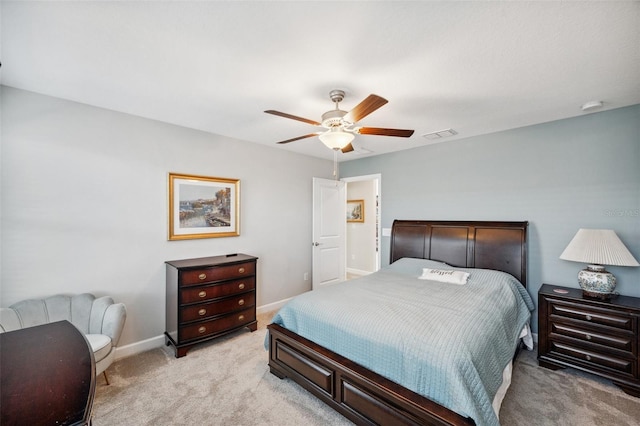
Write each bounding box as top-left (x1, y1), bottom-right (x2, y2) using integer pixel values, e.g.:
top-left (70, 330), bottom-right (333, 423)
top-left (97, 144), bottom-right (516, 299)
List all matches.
top-left (318, 129), bottom-right (354, 150)
top-left (560, 229), bottom-right (639, 267)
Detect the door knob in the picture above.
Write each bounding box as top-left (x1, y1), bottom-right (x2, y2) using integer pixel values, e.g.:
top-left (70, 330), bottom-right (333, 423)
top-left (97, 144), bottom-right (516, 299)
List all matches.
top-left (312, 242), bottom-right (321, 246)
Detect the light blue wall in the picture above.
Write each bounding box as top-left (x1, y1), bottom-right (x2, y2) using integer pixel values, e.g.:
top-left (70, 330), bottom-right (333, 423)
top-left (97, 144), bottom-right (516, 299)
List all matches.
top-left (341, 105), bottom-right (640, 332)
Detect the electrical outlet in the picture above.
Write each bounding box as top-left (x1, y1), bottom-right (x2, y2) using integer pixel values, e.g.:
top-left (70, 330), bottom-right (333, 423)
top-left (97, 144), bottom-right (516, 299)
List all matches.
top-left (303, 272), bottom-right (309, 281)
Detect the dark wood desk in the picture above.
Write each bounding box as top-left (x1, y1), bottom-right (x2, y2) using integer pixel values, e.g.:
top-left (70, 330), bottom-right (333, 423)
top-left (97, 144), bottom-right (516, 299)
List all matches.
top-left (1, 320), bottom-right (96, 425)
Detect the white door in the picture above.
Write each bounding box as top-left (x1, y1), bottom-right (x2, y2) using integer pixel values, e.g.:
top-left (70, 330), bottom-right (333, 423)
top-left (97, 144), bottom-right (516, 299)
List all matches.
top-left (312, 177), bottom-right (346, 290)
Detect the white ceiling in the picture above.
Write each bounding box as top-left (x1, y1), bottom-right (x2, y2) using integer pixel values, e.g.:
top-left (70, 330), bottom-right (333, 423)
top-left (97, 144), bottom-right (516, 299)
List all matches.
top-left (2, 1), bottom-right (639, 161)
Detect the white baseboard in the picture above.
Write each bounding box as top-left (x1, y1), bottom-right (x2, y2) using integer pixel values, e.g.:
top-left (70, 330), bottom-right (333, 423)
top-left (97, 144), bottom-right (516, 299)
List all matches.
top-left (257, 297), bottom-right (292, 314)
top-left (346, 268), bottom-right (374, 276)
top-left (114, 297), bottom-right (294, 360)
top-left (115, 334), bottom-right (166, 360)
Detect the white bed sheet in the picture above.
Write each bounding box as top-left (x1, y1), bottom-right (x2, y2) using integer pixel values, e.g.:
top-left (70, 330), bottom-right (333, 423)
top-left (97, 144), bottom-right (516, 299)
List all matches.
top-left (493, 324), bottom-right (533, 418)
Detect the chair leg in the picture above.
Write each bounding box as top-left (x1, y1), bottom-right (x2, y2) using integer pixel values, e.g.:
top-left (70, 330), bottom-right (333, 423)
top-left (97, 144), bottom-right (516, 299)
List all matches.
top-left (103, 370), bottom-right (110, 385)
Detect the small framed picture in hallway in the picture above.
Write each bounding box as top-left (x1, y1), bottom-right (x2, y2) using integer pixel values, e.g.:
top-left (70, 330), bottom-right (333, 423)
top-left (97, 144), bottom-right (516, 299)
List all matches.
top-left (346, 199), bottom-right (364, 223)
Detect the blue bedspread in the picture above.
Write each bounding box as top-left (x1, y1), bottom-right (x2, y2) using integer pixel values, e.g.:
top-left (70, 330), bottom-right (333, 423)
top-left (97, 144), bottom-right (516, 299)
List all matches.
top-left (268, 258), bottom-right (534, 426)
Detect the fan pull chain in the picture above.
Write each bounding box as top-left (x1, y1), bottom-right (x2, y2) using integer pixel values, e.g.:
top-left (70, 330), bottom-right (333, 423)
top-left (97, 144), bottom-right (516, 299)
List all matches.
top-left (333, 149), bottom-right (339, 180)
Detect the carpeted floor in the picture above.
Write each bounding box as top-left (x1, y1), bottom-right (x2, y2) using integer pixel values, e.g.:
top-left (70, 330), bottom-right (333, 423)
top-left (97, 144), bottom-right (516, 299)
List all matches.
top-left (92, 312), bottom-right (640, 425)
top-left (500, 345), bottom-right (640, 426)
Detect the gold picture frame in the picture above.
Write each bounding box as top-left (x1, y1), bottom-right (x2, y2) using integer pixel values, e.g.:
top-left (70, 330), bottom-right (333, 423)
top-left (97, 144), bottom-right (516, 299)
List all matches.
top-left (168, 172), bottom-right (240, 240)
top-left (346, 199), bottom-right (365, 223)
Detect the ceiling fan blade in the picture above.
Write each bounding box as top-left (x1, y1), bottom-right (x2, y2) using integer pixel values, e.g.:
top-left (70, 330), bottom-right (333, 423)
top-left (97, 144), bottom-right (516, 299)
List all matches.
top-left (265, 110), bottom-right (321, 126)
top-left (344, 94), bottom-right (388, 123)
top-left (356, 127), bottom-right (415, 138)
top-left (341, 143), bottom-right (354, 153)
top-left (276, 133), bottom-right (322, 144)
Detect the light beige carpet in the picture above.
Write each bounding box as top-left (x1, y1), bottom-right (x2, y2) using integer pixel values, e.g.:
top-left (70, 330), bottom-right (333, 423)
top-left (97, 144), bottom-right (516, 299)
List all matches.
top-left (500, 346), bottom-right (640, 426)
top-left (93, 312), bottom-right (640, 425)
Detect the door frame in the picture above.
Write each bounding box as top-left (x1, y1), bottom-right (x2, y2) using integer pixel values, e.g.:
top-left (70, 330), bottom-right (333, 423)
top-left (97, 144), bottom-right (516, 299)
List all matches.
top-left (341, 173), bottom-right (382, 273)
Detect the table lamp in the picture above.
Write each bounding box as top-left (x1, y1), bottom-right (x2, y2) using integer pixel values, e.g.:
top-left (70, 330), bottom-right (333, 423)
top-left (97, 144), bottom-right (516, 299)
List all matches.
top-left (560, 229), bottom-right (639, 299)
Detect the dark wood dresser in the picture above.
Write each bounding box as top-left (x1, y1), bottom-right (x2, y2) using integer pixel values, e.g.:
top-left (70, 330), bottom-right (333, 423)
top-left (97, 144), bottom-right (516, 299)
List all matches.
top-left (538, 284), bottom-right (640, 397)
top-left (165, 253), bottom-right (258, 358)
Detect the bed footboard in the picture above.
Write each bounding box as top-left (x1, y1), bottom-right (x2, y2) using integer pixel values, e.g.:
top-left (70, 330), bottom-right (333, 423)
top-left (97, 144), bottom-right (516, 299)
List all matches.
top-left (267, 323), bottom-right (474, 426)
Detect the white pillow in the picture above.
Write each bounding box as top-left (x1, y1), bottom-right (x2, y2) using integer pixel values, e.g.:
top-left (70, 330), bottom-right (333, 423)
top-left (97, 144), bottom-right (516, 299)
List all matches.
top-left (418, 268), bottom-right (470, 285)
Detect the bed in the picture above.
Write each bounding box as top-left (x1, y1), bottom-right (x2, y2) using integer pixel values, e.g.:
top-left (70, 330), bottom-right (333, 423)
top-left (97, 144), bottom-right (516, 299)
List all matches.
top-left (267, 220), bottom-right (533, 426)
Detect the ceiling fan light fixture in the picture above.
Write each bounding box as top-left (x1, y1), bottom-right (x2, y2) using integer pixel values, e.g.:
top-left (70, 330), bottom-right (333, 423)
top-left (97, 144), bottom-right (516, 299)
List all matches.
top-left (319, 128), bottom-right (355, 150)
top-left (266, 90), bottom-right (414, 149)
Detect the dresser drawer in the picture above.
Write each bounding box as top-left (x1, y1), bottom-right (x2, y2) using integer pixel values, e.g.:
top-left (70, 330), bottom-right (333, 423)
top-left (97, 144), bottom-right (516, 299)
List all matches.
top-left (550, 300), bottom-right (635, 331)
top-left (181, 292), bottom-right (256, 323)
top-left (181, 277), bottom-right (255, 304)
top-left (551, 323), bottom-right (635, 353)
top-left (549, 341), bottom-right (635, 376)
top-left (180, 261), bottom-right (256, 286)
top-left (179, 308), bottom-right (256, 342)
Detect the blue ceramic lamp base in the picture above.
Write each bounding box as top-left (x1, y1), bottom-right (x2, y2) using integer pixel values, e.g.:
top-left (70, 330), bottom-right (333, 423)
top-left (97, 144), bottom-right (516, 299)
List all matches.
top-left (578, 264), bottom-right (616, 300)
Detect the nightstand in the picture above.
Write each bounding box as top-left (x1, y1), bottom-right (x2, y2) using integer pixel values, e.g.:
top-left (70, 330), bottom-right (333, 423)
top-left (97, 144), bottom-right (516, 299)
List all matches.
top-left (538, 284), bottom-right (640, 397)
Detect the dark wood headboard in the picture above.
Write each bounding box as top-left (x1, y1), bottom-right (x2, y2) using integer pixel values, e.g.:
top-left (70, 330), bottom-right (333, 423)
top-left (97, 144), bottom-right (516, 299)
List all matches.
top-left (390, 220), bottom-right (528, 287)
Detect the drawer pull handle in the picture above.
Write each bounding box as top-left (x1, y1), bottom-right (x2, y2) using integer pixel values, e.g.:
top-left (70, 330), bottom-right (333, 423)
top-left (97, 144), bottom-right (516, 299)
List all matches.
top-left (585, 355), bottom-right (592, 361)
top-left (198, 308), bottom-right (207, 316)
top-left (238, 299), bottom-right (245, 306)
top-left (198, 291), bottom-right (207, 298)
top-left (238, 267), bottom-right (245, 274)
top-left (238, 283), bottom-right (245, 290)
top-left (238, 315), bottom-right (245, 321)
top-left (198, 273), bottom-right (207, 280)
top-left (198, 326), bottom-right (206, 334)
top-left (585, 334), bottom-right (591, 340)
top-left (585, 315), bottom-right (592, 321)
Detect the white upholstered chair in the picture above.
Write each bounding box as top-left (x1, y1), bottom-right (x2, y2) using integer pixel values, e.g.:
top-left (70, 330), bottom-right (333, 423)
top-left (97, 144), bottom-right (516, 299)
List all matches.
top-left (0, 293), bottom-right (126, 384)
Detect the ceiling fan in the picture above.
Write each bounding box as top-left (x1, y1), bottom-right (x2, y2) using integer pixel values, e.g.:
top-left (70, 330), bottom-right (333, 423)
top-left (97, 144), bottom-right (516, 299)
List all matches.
top-left (265, 90), bottom-right (415, 153)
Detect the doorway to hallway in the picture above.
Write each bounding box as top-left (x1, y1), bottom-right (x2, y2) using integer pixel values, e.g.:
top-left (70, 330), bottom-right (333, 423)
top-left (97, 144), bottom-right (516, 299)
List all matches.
top-left (342, 174), bottom-right (381, 278)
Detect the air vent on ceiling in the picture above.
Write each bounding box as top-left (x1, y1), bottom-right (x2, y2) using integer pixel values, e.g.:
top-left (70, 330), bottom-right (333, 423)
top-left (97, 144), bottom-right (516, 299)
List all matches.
top-left (354, 146), bottom-right (374, 155)
top-left (422, 129), bottom-right (458, 140)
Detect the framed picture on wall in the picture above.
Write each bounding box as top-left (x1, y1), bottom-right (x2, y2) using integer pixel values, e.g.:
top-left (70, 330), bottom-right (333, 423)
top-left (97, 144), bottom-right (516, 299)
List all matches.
top-left (168, 172), bottom-right (240, 240)
top-left (346, 199), bottom-right (364, 223)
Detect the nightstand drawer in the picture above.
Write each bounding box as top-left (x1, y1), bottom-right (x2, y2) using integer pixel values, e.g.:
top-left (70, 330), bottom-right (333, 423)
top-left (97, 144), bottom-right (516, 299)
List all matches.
top-left (551, 323), bottom-right (635, 353)
top-left (550, 341), bottom-right (635, 376)
top-left (550, 301), bottom-right (634, 331)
